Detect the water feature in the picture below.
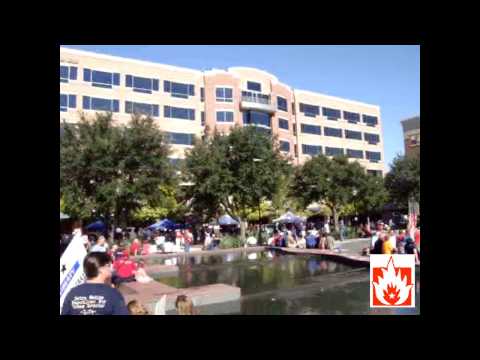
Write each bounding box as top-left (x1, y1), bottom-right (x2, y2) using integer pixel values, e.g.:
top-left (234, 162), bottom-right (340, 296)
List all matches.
top-left (147, 250), bottom-right (420, 315)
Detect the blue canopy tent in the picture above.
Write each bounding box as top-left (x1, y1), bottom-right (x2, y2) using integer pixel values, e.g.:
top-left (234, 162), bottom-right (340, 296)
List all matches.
top-left (147, 219), bottom-right (177, 231)
top-left (273, 211), bottom-right (305, 224)
top-left (85, 220), bottom-right (107, 233)
top-left (218, 215), bottom-right (239, 226)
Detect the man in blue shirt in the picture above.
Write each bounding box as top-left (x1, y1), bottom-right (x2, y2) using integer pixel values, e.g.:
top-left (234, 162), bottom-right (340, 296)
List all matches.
top-left (61, 252), bottom-right (129, 315)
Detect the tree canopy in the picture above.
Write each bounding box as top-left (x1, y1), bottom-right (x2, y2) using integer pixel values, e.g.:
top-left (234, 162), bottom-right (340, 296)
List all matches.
top-left (60, 113), bottom-right (175, 228)
top-left (384, 154), bottom-right (420, 209)
top-left (183, 125), bottom-right (292, 240)
top-left (293, 154), bottom-right (385, 231)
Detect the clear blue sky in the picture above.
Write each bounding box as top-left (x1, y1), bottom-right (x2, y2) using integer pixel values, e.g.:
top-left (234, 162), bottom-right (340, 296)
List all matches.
top-left (63, 45), bottom-right (420, 171)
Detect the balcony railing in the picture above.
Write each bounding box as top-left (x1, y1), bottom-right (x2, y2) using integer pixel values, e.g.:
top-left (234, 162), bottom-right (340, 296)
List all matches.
top-left (241, 91), bottom-right (275, 113)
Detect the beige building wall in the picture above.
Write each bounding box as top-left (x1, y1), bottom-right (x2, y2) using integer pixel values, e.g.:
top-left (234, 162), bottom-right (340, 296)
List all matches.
top-left (293, 90), bottom-right (385, 174)
top-left (60, 47), bottom-right (385, 174)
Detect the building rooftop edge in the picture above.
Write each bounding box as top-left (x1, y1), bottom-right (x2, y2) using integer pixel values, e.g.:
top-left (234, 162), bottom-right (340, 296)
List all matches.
top-left (294, 89), bottom-right (380, 110)
top-left (401, 115), bottom-right (420, 123)
top-left (60, 47), bottom-right (380, 108)
top-left (60, 46), bottom-right (204, 76)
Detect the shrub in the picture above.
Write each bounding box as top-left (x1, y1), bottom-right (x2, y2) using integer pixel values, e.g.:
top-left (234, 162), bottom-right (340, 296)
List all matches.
top-left (219, 235), bottom-right (244, 249)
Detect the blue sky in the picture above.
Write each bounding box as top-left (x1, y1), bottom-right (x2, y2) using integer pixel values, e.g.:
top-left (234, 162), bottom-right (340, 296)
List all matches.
top-left (63, 45), bottom-right (419, 170)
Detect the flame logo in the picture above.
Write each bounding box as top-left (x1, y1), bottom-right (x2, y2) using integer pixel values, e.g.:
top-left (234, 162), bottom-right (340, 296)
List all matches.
top-left (373, 257), bottom-right (413, 306)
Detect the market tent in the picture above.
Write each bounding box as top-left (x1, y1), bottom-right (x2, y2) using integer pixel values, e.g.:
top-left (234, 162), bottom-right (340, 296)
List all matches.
top-left (60, 212), bottom-right (70, 220)
top-left (273, 211), bottom-right (305, 224)
top-left (148, 219), bottom-right (177, 231)
top-left (218, 215), bottom-right (239, 225)
top-left (85, 220), bottom-right (107, 232)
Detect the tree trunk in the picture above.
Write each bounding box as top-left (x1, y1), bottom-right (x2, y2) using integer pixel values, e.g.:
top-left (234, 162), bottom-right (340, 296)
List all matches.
top-left (240, 218), bottom-right (247, 244)
top-left (332, 207), bottom-right (339, 233)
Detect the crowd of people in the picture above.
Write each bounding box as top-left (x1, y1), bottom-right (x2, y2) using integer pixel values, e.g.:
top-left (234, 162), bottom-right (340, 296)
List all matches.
top-left (267, 222), bottom-right (337, 250)
top-left (363, 221), bottom-right (420, 264)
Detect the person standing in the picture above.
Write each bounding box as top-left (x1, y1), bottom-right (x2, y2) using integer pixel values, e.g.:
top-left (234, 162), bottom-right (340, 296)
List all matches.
top-left (382, 235), bottom-right (395, 254)
top-left (61, 252), bottom-right (129, 315)
top-left (90, 236), bottom-right (108, 253)
top-left (184, 228), bottom-right (193, 253)
top-left (339, 219), bottom-right (346, 241)
top-left (323, 219), bottom-right (330, 235)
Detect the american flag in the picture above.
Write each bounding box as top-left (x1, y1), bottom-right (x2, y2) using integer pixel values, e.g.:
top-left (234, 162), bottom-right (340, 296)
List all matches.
top-left (408, 199), bottom-right (418, 239)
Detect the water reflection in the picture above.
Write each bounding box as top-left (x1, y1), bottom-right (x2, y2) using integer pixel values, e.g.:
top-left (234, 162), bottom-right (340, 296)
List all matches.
top-left (153, 250), bottom-right (420, 315)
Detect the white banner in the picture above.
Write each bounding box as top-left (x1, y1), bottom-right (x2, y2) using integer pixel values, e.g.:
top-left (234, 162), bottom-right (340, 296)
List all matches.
top-left (60, 230), bottom-right (87, 314)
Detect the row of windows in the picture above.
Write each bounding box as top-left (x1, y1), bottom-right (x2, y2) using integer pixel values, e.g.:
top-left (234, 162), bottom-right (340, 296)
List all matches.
top-left (164, 106), bottom-right (195, 120)
top-left (126, 75), bottom-right (159, 94)
top-left (301, 145), bottom-right (381, 161)
top-left (299, 102), bottom-right (378, 126)
top-left (62, 94), bottom-right (196, 120)
top-left (299, 124), bottom-right (380, 143)
top-left (61, 65), bottom-right (196, 98)
top-left (166, 132), bottom-right (195, 145)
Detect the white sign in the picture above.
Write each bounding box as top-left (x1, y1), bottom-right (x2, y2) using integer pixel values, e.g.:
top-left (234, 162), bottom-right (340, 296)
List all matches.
top-left (60, 230), bottom-right (87, 314)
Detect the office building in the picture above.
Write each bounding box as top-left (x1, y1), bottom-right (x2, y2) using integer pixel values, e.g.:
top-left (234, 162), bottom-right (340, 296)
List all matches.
top-left (60, 47), bottom-right (385, 175)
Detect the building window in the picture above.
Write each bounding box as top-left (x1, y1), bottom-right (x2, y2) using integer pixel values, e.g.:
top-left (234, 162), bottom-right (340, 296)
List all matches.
top-left (216, 87), bottom-right (233, 102)
top-left (201, 112), bottom-right (205, 126)
top-left (301, 124), bottom-right (321, 135)
top-left (247, 81), bottom-right (261, 92)
top-left (277, 96), bottom-right (288, 112)
top-left (294, 144), bottom-right (298, 157)
top-left (242, 111), bottom-right (271, 128)
top-left (324, 127), bottom-right (343, 138)
top-left (367, 170), bottom-right (382, 177)
top-left (293, 124), bottom-right (297, 136)
top-left (299, 103), bottom-right (320, 117)
top-left (322, 107), bottom-right (341, 120)
top-left (125, 101), bottom-right (159, 117)
top-left (60, 94), bottom-right (76, 112)
top-left (346, 149), bottom-right (364, 159)
top-left (164, 81), bottom-right (195, 98)
top-left (201, 88), bottom-right (205, 102)
top-left (279, 118), bottom-right (289, 130)
top-left (60, 65), bottom-right (77, 83)
top-left (125, 75), bottom-right (159, 94)
top-left (343, 111), bottom-right (360, 123)
top-left (279, 140), bottom-right (290, 152)
top-left (325, 147), bottom-right (344, 157)
top-left (164, 106), bottom-right (195, 120)
top-left (82, 96), bottom-right (119, 112)
top-left (363, 114), bottom-right (378, 127)
top-left (83, 69), bottom-right (120, 89)
top-left (216, 111), bottom-right (234, 123)
top-left (292, 102), bottom-right (296, 115)
top-left (345, 130), bottom-right (362, 140)
top-left (366, 151), bottom-right (381, 163)
top-left (166, 132), bottom-right (195, 145)
top-left (364, 132), bottom-right (380, 145)
top-left (302, 144), bottom-right (322, 156)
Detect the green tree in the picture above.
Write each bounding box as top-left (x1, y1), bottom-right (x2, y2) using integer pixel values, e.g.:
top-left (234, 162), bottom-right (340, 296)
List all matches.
top-left (184, 126), bottom-right (292, 242)
top-left (385, 154), bottom-right (420, 209)
top-left (132, 185), bottom-right (181, 223)
top-left (355, 173), bottom-right (389, 218)
top-left (60, 112), bottom-right (175, 230)
top-left (293, 155), bottom-right (367, 232)
top-left (60, 196), bottom-right (66, 213)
